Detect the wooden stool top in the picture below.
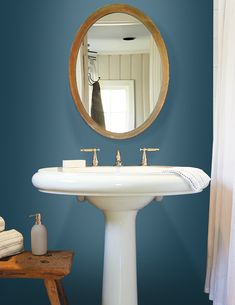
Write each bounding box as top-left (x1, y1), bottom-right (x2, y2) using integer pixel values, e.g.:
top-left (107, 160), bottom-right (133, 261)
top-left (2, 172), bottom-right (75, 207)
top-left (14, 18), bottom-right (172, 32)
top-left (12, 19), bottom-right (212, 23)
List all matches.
top-left (0, 251), bottom-right (74, 280)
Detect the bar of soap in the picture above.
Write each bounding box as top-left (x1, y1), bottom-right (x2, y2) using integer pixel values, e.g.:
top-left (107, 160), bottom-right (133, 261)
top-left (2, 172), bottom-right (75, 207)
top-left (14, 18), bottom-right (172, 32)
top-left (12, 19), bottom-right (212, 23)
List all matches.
top-left (63, 160), bottom-right (86, 168)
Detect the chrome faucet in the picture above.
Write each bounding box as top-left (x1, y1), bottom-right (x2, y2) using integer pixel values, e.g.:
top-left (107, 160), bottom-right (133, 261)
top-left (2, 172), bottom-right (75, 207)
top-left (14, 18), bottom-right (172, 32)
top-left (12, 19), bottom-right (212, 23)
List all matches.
top-left (115, 150), bottom-right (122, 166)
top-left (80, 148), bottom-right (100, 166)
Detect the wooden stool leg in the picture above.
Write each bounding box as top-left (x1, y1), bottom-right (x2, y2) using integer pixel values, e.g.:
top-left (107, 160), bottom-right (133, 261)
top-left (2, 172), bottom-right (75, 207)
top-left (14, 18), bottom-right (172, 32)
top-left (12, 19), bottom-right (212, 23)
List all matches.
top-left (56, 280), bottom-right (69, 305)
top-left (44, 279), bottom-right (61, 305)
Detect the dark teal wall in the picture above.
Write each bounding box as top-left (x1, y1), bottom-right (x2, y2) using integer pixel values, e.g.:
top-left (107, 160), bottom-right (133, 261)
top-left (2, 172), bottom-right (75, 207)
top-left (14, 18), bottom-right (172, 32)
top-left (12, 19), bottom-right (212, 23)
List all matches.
top-left (1, 0), bottom-right (213, 304)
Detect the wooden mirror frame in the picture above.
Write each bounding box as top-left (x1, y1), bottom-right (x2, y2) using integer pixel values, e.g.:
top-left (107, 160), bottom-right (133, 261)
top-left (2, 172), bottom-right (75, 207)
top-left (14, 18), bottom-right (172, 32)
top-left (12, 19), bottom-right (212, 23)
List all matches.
top-left (69, 4), bottom-right (169, 139)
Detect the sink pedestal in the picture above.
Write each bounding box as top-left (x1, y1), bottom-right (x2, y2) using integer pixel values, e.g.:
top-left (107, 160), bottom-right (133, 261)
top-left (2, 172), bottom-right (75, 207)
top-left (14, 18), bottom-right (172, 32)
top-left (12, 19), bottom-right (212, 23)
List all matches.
top-left (103, 210), bottom-right (137, 305)
top-left (87, 196), bottom-right (153, 305)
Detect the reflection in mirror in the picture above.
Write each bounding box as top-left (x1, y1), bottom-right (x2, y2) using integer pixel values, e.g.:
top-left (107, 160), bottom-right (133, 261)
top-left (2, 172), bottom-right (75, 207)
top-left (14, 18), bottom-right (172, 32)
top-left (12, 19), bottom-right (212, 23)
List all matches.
top-left (76, 13), bottom-right (162, 133)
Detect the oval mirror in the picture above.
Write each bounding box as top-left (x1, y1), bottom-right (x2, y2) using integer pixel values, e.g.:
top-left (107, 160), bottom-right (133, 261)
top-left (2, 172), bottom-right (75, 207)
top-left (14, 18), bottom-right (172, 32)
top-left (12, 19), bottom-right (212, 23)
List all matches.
top-left (69, 4), bottom-right (169, 139)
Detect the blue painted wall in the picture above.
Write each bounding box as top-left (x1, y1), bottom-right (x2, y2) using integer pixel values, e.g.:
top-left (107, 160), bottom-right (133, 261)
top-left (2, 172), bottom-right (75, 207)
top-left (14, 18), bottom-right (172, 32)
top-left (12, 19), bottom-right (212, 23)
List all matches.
top-left (1, 0), bottom-right (213, 304)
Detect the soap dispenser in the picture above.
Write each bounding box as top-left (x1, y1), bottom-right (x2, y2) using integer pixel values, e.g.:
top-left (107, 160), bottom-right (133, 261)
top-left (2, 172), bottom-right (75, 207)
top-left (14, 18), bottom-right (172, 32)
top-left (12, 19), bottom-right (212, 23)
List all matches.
top-left (29, 213), bottom-right (47, 255)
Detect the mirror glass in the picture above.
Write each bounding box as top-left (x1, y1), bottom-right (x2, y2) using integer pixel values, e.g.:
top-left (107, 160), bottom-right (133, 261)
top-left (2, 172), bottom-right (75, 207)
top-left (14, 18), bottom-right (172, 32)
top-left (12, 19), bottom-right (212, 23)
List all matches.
top-left (69, 5), bottom-right (169, 139)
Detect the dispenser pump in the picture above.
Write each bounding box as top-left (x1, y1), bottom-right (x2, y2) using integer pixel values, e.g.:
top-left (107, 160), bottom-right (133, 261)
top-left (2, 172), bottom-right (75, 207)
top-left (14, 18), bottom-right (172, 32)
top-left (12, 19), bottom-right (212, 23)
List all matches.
top-left (29, 213), bottom-right (47, 255)
top-left (30, 213), bottom-right (41, 225)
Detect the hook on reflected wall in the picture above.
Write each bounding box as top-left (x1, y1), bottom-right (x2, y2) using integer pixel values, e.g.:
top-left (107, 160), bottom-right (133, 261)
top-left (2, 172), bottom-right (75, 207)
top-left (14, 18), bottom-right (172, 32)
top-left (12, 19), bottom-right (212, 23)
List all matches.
top-left (88, 73), bottom-right (100, 86)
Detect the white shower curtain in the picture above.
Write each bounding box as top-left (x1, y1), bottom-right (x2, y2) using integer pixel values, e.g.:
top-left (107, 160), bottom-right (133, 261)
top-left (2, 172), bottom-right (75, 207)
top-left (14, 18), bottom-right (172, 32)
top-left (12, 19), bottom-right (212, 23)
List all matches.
top-left (149, 36), bottom-right (162, 114)
top-left (205, 0), bottom-right (235, 304)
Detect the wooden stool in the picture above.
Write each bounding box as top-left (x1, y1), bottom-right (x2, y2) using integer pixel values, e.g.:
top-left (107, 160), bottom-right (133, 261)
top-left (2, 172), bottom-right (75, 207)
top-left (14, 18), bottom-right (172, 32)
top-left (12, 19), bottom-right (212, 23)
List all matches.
top-left (0, 251), bottom-right (74, 305)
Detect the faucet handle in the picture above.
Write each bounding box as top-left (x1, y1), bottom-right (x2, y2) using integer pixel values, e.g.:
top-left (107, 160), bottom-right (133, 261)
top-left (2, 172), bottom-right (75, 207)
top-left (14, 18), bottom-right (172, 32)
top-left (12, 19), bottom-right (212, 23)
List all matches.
top-left (80, 148), bottom-right (100, 166)
top-left (140, 147), bottom-right (160, 166)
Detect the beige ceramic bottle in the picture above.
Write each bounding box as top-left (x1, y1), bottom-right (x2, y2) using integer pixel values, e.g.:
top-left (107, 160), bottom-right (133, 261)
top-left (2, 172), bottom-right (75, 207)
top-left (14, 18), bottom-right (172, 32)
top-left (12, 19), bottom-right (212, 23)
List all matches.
top-left (30, 213), bottom-right (47, 255)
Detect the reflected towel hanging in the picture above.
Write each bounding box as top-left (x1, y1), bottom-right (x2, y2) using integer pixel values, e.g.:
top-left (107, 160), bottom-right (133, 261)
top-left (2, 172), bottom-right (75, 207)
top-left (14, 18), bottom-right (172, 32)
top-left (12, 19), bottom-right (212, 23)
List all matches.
top-left (91, 81), bottom-right (106, 129)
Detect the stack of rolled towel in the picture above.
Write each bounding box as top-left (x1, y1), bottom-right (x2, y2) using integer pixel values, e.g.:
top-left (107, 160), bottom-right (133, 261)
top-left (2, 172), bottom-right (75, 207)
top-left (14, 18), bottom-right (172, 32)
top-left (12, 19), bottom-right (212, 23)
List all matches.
top-left (0, 216), bottom-right (24, 259)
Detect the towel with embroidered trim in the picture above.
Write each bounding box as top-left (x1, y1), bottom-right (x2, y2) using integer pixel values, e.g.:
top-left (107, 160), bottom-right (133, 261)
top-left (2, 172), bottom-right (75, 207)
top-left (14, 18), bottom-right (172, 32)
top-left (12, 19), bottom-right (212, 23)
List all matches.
top-left (160, 167), bottom-right (210, 192)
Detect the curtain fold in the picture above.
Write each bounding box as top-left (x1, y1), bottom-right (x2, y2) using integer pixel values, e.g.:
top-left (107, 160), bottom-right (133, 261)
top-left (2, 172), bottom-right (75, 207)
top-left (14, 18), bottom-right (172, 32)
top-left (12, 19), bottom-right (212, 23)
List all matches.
top-left (76, 35), bottom-right (89, 112)
top-left (205, 1), bottom-right (235, 304)
top-left (149, 36), bottom-right (162, 114)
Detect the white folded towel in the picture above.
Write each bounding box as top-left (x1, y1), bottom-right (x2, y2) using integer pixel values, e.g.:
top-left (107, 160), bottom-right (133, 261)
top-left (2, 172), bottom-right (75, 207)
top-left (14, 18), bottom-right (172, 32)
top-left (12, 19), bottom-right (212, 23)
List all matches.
top-left (160, 167), bottom-right (211, 192)
top-left (0, 243), bottom-right (24, 259)
top-left (0, 229), bottom-right (24, 250)
top-left (0, 229), bottom-right (24, 259)
top-left (0, 216), bottom-right (5, 232)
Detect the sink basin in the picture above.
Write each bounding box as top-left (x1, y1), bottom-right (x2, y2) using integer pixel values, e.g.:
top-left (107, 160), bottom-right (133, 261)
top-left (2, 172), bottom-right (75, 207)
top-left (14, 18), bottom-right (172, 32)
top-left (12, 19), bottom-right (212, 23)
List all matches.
top-left (32, 165), bottom-right (201, 197)
top-left (32, 165), bottom-right (209, 305)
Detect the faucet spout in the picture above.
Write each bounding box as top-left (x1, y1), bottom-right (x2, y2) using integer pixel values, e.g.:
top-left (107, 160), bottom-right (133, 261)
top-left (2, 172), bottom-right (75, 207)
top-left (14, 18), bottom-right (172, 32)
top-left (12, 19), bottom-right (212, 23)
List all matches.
top-left (115, 150), bottom-right (122, 166)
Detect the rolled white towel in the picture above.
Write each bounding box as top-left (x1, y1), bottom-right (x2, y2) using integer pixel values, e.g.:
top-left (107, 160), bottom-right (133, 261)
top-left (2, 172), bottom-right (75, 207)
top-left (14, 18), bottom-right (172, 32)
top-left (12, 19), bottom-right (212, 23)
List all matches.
top-left (160, 167), bottom-right (211, 192)
top-left (0, 217), bottom-right (5, 232)
top-left (0, 229), bottom-right (24, 259)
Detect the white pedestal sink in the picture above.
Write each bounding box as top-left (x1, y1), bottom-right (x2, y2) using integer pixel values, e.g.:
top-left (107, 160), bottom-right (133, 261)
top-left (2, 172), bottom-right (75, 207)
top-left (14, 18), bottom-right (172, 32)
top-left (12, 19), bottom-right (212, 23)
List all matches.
top-left (32, 166), bottom-right (210, 305)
